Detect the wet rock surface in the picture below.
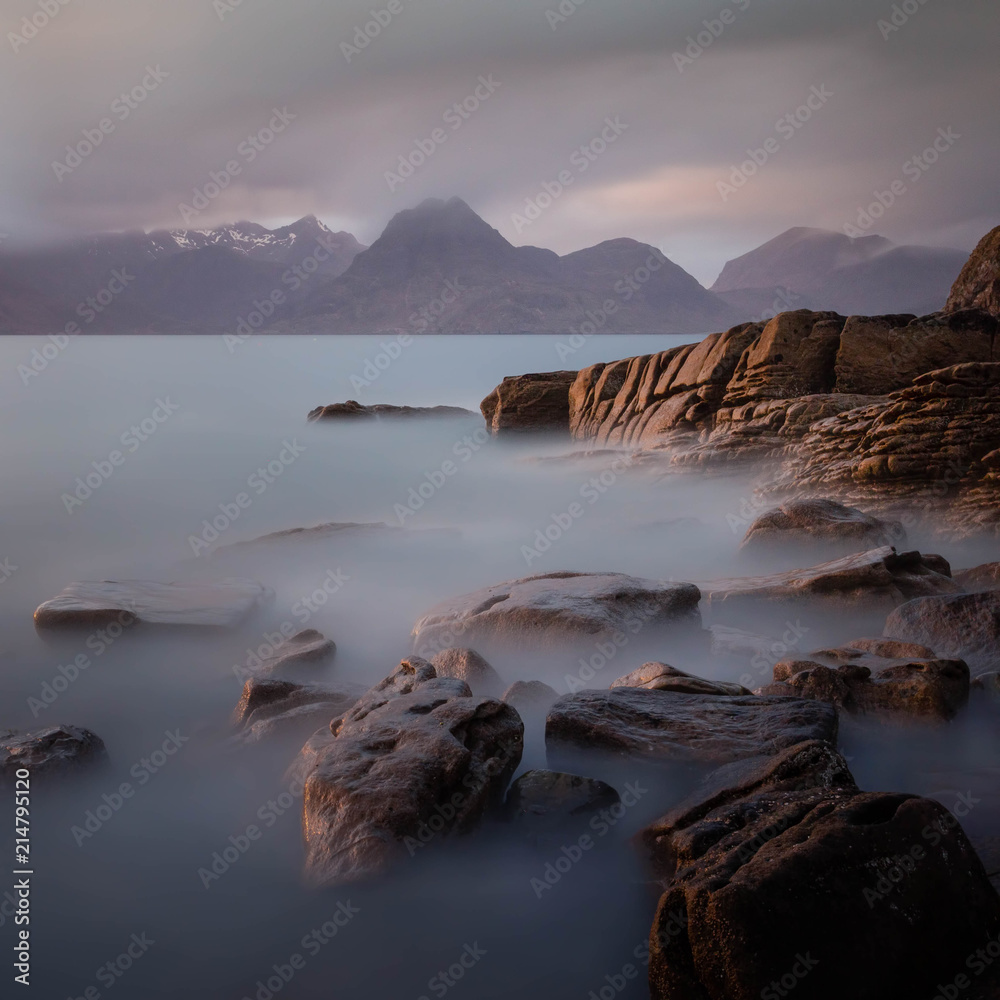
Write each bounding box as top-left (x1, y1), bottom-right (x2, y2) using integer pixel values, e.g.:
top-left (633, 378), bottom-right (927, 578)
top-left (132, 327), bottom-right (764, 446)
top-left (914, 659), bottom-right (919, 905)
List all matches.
top-left (763, 639), bottom-right (969, 721)
top-left (1, 725), bottom-right (108, 785)
top-left (296, 658), bottom-right (523, 886)
top-left (505, 769), bottom-right (620, 837)
top-left (411, 572), bottom-right (702, 656)
top-left (638, 740), bottom-right (1000, 1000)
top-left (33, 579), bottom-right (270, 629)
top-left (610, 662), bottom-right (749, 697)
top-left (546, 688), bottom-right (836, 765)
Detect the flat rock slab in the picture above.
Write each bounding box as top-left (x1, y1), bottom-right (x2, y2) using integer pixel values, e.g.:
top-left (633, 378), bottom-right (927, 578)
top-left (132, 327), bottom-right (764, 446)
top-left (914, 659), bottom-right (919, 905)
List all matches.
top-left (34, 579), bottom-right (270, 629)
top-left (412, 572), bottom-right (702, 656)
top-left (1, 726), bottom-right (108, 786)
top-left (702, 546), bottom-right (960, 621)
top-left (308, 401), bottom-right (475, 421)
top-left (638, 741), bottom-right (1000, 1000)
top-left (885, 590), bottom-right (1000, 674)
top-left (546, 688), bottom-right (836, 765)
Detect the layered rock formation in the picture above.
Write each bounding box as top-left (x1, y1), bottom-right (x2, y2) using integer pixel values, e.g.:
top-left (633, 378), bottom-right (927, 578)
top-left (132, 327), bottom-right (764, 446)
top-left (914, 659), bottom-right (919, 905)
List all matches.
top-left (947, 225), bottom-right (1000, 317)
top-left (481, 371), bottom-right (577, 435)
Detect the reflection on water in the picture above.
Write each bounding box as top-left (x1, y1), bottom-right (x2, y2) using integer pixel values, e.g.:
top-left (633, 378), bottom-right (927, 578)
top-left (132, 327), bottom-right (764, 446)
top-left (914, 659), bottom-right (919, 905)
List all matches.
top-left (0, 334), bottom-right (997, 998)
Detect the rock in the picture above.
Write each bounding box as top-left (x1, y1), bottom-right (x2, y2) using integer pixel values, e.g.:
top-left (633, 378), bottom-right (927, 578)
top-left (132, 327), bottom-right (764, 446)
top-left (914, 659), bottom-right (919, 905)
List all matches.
top-left (307, 400), bottom-right (475, 421)
top-left (431, 648), bottom-right (504, 698)
top-left (34, 579), bottom-right (270, 629)
top-left (884, 589), bottom-right (1000, 674)
top-left (947, 225), bottom-right (1000, 317)
top-left (703, 546), bottom-right (960, 623)
top-left (1, 725), bottom-right (108, 785)
top-left (240, 629), bottom-right (336, 681)
top-left (639, 741), bottom-right (1000, 1000)
top-left (501, 680), bottom-right (560, 713)
top-left (739, 499), bottom-right (905, 558)
top-left (481, 371), bottom-right (577, 435)
top-left (505, 769), bottom-right (620, 835)
top-left (546, 688), bottom-right (836, 765)
top-left (296, 658), bottom-right (523, 886)
top-left (971, 672), bottom-right (1000, 702)
top-left (411, 572), bottom-right (702, 658)
top-left (610, 662), bottom-right (749, 696)
top-left (770, 640), bottom-right (969, 721)
top-left (956, 562), bottom-right (1000, 592)
top-left (230, 677), bottom-right (364, 746)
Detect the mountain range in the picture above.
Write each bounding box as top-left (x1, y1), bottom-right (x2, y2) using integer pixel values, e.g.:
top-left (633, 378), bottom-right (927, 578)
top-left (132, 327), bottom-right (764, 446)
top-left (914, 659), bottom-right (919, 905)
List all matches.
top-left (0, 199), bottom-right (974, 336)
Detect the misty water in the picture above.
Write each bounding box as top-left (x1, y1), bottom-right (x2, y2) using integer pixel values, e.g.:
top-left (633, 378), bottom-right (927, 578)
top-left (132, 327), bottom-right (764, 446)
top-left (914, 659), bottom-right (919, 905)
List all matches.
top-left (2, 333), bottom-right (999, 999)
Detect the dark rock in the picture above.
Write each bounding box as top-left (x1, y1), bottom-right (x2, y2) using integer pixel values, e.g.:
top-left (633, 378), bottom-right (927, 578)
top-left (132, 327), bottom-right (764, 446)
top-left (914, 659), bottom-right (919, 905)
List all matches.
top-left (505, 769), bottom-right (620, 835)
top-left (481, 371), bottom-right (577, 435)
top-left (33, 579), bottom-right (270, 629)
top-left (431, 648), bottom-right (504, 698)
top-left (412, 572), bottom-right (702, 658)
top-left (546, 688), bottom-right (836, 765)
top-left (739, 498), bottom-right (905, 558)
top-left (771, 640), bottom-right (969, 721)
top-left (885, 589), bottom-right (1000, 674)
top-left (296, 658), bottom-right (523, 886)
top-left (610, 662), bottom-right (749, 696)
top-left (956, 562), bottom-right (1000, 592)
top-left (307, 400), bottom-right (474, 421)
top-left (501, 680), bottom-right (560, 713)
top-left (1, 725), bottom-right (108, 785)
top-left (639, 741), bottom-right (1000, 1000)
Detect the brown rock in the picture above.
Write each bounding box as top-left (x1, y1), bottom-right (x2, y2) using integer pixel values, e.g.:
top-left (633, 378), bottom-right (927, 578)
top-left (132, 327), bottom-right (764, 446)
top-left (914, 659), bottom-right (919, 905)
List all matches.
top-left (411, 572), bottom-right (702, 658)
top-left (481, 371), bottom-right (577, 435)
top-left (545, 688), bottom-right (836, 765)
top-left (956, 562), bottom-right (1000, 592)
top-left (947, 225), bottom-right (1000, 317)
top-left (239, 629), bottom-right (336, 681)
top-left (431, 648), bottom-right (504, 698)
top-left (297, 658), bottom-right (523, 886)
top-left (1, 725), bottom-right (108, 786)
top-left (639, 740), bottom-right (1000, 1000)
top-left (610, 662), bottom-right (750, 696)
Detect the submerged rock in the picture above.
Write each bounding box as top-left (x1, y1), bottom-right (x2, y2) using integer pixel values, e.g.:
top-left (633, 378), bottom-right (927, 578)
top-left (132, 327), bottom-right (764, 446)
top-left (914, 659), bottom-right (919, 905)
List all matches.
top-left (431, 648), bottom-right (505, 698)
top-left (764, 639), bottom-right (969, 721)
top-left (296, 658), bottom-right (523, 886)
top-left (230, 677), bottom-right (364, 746)
top-left (639, 741), bottom-right (1000, 1000)
top-left (308, 400), bottom-right (475, 421)
top-left (546, 688), bottom-right (836, 765)
top-left (239, 629), bottom-right (337, 682)
top-left (739, 498), bottom-right (905, 559)
top-left (1, 725), bottom-right (108, 785)
top-left (610, 662), bottom-right (749, 697)
top-left (884, 589), bottom-right (1000, 674)
top-left (505, 769), bottom-right (620, 836)
top-left (33, 579), bottom-right (270, 629)
top-left (481, 371), bottom-right (577, 435)
top-left (703, 546), bottom-right (959, 622)
top-left (412, 572), bottom-right (702, 658)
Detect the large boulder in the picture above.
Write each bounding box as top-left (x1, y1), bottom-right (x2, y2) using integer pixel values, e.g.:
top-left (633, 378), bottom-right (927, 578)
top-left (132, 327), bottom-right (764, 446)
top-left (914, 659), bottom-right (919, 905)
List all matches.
top-left (411, 572), bottom-right (702, 659)
top-left (885, 590), bottom-right (1000, 674)
top-left (765, 639), bottom-right (969, 721)
top-left (703, 546), bottom-right (960, 624)
top-left (296, 658), bottom-right (523, 886)
top-left (739, 499), bottom-right (905, 559)
top-left (481, 371), bottom-right (577, 435)
top-left (639, 741), bottom-right (1000, 1000)
top-left (33, 579), bottom-right (270, 629)
top-left (610, 662), bottom-right (749, 697)
top-left (546, 688), bottom-right (836, 765)
top-left (946, 225), bottom-right (1000, 317)
top-left (1, 725), bottom-right (108, 786)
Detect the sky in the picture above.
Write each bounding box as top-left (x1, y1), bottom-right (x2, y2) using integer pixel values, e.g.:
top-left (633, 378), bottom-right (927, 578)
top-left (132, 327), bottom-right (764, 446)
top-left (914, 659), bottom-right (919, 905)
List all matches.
top-left (2, 0), bottom-right (997, 285)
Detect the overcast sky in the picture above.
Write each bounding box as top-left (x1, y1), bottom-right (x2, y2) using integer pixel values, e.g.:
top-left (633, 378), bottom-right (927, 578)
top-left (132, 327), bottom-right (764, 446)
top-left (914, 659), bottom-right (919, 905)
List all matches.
top-left (2, 0), bottom-right (997, 283)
